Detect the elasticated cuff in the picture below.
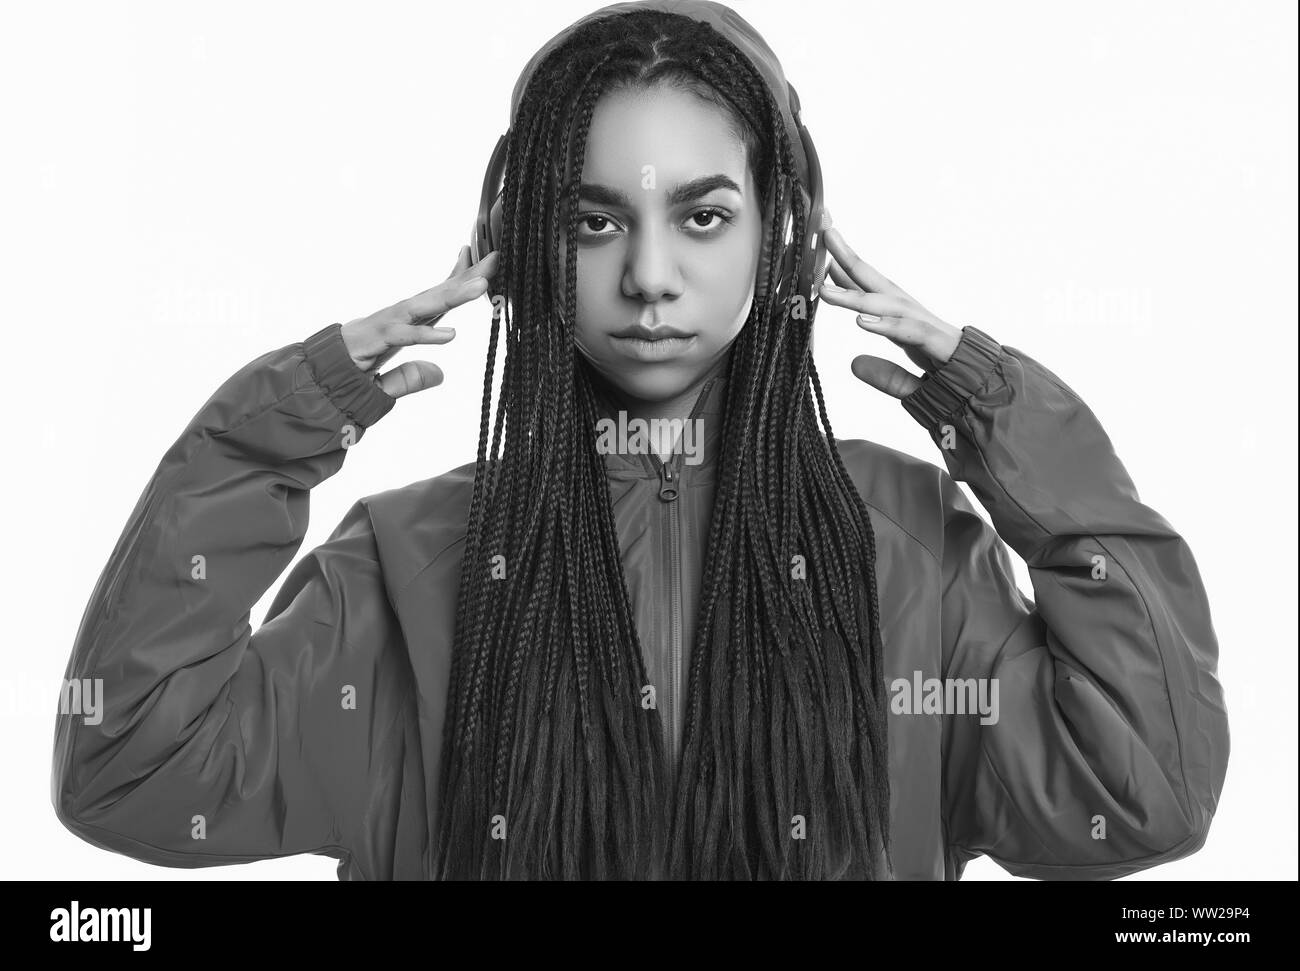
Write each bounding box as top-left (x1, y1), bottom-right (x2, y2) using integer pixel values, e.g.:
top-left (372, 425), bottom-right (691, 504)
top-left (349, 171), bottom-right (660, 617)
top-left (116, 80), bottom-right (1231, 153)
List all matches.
top-left (302, 322), bottom-right (396, 428)
top-left (900, 325), bottom-right (1004, 428)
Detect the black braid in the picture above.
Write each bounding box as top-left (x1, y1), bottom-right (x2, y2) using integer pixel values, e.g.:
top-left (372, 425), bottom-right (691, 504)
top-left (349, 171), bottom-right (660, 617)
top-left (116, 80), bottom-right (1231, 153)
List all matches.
top-left (433, 9), bottom-right (892, 880)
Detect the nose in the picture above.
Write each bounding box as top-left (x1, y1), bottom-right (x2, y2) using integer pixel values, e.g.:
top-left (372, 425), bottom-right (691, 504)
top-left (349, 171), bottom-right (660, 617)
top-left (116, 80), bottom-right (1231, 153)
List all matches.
top-left (622, 222), bottom-right (683, 302)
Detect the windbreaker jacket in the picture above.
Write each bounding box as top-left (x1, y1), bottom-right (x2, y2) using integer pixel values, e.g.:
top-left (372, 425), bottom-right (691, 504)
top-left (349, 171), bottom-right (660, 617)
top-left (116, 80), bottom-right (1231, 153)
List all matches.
top-left (51, 322), bottom-right (1230, 880)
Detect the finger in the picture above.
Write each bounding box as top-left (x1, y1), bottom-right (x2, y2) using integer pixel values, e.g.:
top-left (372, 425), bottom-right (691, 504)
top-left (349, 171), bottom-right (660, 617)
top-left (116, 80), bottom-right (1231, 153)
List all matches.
top-left (826, 254), bottom-right (858, 291)
top-left (826, 253), bottom-right (904, 301)
top-left (370, 323), bottom-right (456, 372)
top-left (449, 244), bottom-right (471, 278)
top-left (375, 359), bottom-right (445, 399)
top-left (474, 247), bottom-right (502, 289)
top-left (440, 248), bottom-right (499, 288)
top-left (440, 247), bottom-right (499, 302)
top-left (821, 228), bottom-right (907, 297)
top-left (400, 272), bottom-right (492, 324)
top-left (818, 281), bottom-right (911, 319)
top-left (856, 313), bottom-right (955, 370)
top-left (387, 323), bottom-right (457, 348)
top-left (464, 248), bottom-right (499, 281)
top-left (850, 354), bottom-right (922, 399)
top-left (853, 313), bottom-right (932, 346)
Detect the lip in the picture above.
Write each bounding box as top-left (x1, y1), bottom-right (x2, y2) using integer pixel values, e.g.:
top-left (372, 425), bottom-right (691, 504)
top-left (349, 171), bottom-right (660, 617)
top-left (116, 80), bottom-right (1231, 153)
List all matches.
top-left (612, 323), bottom-right (694, 341)
top-left (610, 334), bottom-right (696, 362)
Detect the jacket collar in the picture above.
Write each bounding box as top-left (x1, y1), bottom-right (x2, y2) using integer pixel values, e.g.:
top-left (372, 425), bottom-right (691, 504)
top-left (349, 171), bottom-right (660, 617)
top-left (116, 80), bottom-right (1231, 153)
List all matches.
top-left (589, 367), bottom-right (729, 478)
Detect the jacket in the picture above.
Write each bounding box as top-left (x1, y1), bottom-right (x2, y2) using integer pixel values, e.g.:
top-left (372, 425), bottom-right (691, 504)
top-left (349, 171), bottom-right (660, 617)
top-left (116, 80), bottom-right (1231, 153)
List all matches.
top-left (50, 321), bottom-right (1230, 880)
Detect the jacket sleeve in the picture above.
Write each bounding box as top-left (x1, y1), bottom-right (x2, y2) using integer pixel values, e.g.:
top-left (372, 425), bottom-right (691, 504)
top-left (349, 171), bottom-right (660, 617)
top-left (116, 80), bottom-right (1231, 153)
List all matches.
top-left (899, 325), bottom-right (1230, 880)
top-left (51, 322), bottom-right (416, 875)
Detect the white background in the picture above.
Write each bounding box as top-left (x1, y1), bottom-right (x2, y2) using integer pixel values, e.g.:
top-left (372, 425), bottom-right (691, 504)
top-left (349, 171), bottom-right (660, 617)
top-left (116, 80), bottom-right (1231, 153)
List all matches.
top-left (3, 0), bottom-right (1294, 880)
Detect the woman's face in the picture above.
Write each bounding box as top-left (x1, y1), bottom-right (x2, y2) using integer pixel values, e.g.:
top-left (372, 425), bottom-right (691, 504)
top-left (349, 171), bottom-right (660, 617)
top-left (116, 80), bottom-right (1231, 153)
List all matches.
top-left (559, 83), bottom-right (764, 403)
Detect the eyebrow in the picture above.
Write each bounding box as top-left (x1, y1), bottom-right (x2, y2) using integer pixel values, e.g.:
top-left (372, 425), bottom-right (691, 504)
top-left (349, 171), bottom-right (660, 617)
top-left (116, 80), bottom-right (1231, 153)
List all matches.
top-left (578, 173), bottom-right (743, 208)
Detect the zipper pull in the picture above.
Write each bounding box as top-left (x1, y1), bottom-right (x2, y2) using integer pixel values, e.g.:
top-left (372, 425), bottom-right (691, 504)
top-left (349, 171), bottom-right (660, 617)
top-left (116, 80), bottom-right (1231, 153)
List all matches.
top-left (658, 459), bottom-right (679, 501)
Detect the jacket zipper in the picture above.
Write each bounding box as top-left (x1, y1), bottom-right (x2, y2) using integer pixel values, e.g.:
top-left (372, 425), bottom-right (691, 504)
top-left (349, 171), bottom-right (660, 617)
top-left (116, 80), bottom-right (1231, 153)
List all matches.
top-left (651, 375), bottom-right (717, 779)
top-left (660, 457), bottom-right (681, 777)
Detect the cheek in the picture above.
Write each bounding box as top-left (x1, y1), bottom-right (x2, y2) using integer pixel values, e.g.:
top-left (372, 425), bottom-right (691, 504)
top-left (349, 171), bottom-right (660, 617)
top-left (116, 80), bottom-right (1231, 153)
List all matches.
top-left (717, 279), bottom-right (755, 344)
top-left (711, 214), bottom-right (762, 306)
top-left (699, 241), bottom-right (758, 335)
top-left (734, 279), bottom-right (756, 326)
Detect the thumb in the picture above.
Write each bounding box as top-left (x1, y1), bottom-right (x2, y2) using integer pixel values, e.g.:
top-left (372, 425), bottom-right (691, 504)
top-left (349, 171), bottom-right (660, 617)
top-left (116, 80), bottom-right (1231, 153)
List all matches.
top-left (850, 354), bottom-right (922, 399)
top-left (374, 359), bottom-right (445, 399)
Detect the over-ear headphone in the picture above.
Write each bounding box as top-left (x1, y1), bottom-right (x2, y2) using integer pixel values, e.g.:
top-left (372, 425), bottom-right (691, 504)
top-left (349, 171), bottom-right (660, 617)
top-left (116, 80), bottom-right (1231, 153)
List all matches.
top-left (471, 0), bottom-right (829, 315)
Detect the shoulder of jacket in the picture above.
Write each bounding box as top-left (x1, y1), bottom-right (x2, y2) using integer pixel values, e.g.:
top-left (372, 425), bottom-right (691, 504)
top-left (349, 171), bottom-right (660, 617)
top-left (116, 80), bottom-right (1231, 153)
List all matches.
top-left (833, 437), bottom-right (952, 563)
top-left (357, 459), bottom-right (480, 594)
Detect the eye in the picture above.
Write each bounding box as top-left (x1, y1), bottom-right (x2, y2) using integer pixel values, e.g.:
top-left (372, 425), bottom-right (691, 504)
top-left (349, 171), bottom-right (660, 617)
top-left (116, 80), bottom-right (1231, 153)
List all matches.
top-left (575, 212), bottom-right (622, 239)
top-left (684, 206), bottom-right (735, 235)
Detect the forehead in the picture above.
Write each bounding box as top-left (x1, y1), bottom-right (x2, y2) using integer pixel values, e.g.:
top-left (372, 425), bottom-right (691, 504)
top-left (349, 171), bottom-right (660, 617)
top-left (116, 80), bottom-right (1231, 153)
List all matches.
top-left (580, 84), bottom-right (751, 189)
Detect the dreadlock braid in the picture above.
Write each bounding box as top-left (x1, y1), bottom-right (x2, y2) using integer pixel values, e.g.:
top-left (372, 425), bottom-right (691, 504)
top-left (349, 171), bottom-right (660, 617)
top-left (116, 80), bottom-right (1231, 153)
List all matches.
top-left (433, 8), bottom-right (892, 880)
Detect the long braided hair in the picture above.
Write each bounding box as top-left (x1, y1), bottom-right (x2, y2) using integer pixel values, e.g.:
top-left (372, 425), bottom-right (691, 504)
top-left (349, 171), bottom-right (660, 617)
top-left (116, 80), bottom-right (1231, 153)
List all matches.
top-left (433, 8), bottom-right (892, 880)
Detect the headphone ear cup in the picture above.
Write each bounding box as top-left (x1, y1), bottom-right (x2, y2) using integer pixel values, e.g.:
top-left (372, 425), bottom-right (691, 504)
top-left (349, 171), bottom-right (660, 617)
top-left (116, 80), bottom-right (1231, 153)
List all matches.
top-left (754, 173), bottom-right (782, 303)
top-left (488, 194), bottom-right (503, 257)
top-left (471, 194), bottom-right (504, 292)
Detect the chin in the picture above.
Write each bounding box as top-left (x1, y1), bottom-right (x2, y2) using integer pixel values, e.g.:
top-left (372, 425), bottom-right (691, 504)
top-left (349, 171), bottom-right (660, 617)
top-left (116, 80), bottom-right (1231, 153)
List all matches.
top-left (596, 361), bottom-right (704, 403)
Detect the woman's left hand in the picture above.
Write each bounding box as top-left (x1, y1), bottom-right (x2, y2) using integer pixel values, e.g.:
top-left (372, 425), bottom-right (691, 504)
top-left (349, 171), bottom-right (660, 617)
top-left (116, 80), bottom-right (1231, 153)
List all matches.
top-left (817, 225), bottom-right (963, 399)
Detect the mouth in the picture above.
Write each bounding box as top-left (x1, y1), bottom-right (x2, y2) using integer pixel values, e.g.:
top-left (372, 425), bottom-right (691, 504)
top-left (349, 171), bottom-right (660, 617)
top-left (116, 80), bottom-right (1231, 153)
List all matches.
top-left (605, 326), bottom-right (696, 361)
top-left (611, 323), bottom-right (694, 341)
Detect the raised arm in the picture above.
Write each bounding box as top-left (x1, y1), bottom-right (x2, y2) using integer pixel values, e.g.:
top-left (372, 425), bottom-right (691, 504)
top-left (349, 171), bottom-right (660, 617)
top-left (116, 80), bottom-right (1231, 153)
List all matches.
top-left (52, 250), bottom-right (496, 877)
top-left (816, 225), bottom-right (1229, 879)
top-left (901, 325), bottom-right (1230, 879)
top-left (51, 324), bottom-right (415, 874)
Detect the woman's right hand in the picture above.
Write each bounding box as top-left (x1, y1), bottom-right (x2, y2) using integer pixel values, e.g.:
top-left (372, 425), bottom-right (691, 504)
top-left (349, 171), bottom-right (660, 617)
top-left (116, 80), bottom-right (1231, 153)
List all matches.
top-left (340, 246), bottom-right (499, 399)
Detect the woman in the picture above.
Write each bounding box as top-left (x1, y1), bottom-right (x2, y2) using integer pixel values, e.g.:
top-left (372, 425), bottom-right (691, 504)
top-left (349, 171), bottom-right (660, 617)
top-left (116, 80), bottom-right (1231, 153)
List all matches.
top-left (51, 1), bottom-right (1229, 880)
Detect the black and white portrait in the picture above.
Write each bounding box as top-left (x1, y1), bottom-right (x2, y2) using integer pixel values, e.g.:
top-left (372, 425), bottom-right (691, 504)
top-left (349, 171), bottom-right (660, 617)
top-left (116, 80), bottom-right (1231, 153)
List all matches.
top-left (10, 1), bottom-right (1293, 893)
